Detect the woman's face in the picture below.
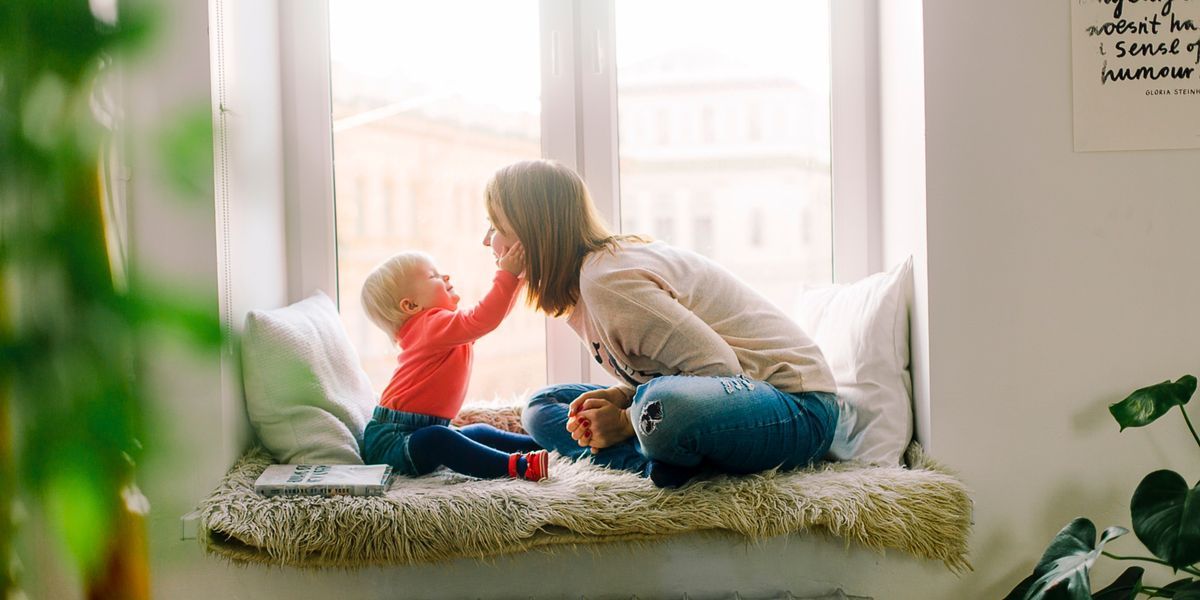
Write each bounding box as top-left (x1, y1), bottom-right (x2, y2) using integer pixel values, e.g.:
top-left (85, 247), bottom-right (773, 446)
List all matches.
top-left (482, 208), bottom-right (518, 260)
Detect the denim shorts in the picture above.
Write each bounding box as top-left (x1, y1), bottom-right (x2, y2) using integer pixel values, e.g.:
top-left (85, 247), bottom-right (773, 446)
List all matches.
top-left (521, 376), bottom-right (840, 476)
top-left (361, 406), bottom-right (450, 477)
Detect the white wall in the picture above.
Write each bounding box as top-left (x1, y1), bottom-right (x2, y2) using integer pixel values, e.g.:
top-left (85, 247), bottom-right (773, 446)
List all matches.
top-left (915, 0), bottom-right (1200, 595)
top-left (118, 0), bottom-right (1200, 598)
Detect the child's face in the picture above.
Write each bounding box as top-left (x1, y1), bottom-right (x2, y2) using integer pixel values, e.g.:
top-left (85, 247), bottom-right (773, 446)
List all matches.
top-left (407, 258), bottom-right (459, 312)
top-left (482, 210), bottom-right (518, 260)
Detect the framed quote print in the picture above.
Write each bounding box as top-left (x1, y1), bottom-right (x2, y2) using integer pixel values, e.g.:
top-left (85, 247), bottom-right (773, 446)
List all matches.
top-left (1072, 0), bottom-right (1200, 151)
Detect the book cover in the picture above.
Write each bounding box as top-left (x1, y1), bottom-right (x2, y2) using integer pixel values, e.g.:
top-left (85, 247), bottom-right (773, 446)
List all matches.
top-left (254, 464), bottom-right (393, 497)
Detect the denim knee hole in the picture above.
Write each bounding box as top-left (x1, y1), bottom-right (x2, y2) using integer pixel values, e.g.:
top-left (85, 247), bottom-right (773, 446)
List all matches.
top-left (639, 401), bottom-right (664, 435)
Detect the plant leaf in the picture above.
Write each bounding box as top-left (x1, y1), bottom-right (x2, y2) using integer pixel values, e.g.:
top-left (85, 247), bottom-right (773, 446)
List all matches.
top-left (1174, 580), bottom-right (1200, 600)
top-left (155, 104), bottom-right (215, 199)
top-left (1004, 573), bottom-right (1039, 600)
top-left (1131, 470), bottom-right (1200, 568)
top-left (1090, 567), bottom-right (1143, 600)
top-left (1162, 576), bottom-right (1196, 593)
top-left (1006, 518), bottom-right (1128, 600)
top-left (1109, 375), bottom-right (1196, 430)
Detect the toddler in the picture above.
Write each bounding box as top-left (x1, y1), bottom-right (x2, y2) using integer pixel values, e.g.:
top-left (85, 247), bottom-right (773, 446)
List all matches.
top-left (359, 243), bottom-right (548, 481)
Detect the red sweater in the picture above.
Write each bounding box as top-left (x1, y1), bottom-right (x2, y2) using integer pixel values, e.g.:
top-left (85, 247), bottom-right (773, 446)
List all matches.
top-left (378, 270), bottom-right (521, 418)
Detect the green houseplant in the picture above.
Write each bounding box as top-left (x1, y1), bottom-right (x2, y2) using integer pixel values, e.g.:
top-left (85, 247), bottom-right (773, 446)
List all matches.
top-left (1, 1), bottom-right (221, 596)
top-left (1005, 375), bottom-right (1200, 599)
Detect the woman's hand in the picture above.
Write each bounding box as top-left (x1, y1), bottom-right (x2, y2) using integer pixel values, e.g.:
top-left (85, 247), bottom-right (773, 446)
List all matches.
top-left (566, 386), bottom-right (635, 452)
top-left (497, 242), bottom-right (525, 276)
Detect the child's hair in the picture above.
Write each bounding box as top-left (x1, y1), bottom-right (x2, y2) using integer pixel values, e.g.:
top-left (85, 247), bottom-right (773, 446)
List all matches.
top-left (360, 250), bottom-right (433, 338)
top-left (485, 159), bottom-right (645, 317)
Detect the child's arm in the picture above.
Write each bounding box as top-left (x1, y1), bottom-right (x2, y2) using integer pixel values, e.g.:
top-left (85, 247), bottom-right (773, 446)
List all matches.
top-left (419, 244), bottom-right (524, 346)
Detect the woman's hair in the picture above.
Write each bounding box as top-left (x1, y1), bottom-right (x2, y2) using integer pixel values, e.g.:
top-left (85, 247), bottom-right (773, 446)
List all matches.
top-left (485, 159), bottom-right (643, 317)
top-left (360, 250), bottom-right (431, 338)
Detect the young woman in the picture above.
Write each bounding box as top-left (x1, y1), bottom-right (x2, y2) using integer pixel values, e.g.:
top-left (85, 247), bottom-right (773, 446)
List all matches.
top-left (483, 159), bottom-right (844, 488)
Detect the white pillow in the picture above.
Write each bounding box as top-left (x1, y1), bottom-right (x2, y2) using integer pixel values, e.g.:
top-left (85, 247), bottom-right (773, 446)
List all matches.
top-left (241, 291), bottom-right (376, 464)
top-left (793, 257), bottom-right (914, 466)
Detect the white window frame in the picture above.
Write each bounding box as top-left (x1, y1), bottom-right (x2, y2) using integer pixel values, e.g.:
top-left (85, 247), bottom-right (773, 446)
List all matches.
top-left (278, 0), bottom-right (880, 387)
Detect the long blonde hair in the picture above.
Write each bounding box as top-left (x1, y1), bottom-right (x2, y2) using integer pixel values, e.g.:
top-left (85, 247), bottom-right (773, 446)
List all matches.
top-left (485, 160), bottom-right (642, 317)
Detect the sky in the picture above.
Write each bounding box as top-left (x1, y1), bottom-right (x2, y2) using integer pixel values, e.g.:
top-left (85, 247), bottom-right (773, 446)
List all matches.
top-left (329, 0), bottom-right (831, 113)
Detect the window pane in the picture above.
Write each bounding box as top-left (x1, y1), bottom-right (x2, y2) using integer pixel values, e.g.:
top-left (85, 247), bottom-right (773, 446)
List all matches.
top-left (615, 0), bottom-right (833, 310)
top-left (329, 0), bottom-right (545, 403)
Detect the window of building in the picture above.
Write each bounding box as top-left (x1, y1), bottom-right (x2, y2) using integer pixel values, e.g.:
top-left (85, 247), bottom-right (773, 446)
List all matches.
top-left (751, 209), bottom-right (765, 248)
top-left (653, 215), bottom-right (676, 243)
top-left (656, 108), bottom-right (671, 146)
top-left (693, 215), bottom-right (715, 257)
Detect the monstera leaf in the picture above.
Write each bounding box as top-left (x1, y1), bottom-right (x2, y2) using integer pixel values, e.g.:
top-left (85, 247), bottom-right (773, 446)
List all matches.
top-left (1109, 375), bottom-right (1196, 430)
top-left (1130, 470), bottom-right (1200, 568)
top-left (1089, 567), bottom-right (1143, 600)
top-left (1161, 578), bottom-right (1200, 599)
top-left (1004, 518), bottom-right (1130, 600)
top-left (1174, 581), bottom-right (1200, 600)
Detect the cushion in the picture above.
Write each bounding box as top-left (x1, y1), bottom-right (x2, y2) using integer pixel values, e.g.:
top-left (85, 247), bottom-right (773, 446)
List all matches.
top-left (200, 440), bottom-right (972, 572)
top-left (241, 291), bottom-right (376, 464)
top-left (793, 257), bottom-right (914, 466)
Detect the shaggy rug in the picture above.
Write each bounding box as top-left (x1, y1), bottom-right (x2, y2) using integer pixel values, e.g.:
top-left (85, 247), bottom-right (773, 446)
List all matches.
top-left (199, 408), bottom-right (972, 572)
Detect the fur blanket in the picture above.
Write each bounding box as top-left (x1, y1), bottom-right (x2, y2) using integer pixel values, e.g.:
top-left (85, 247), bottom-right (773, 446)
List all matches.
top-left (199, 408), bottom-right (972, 572)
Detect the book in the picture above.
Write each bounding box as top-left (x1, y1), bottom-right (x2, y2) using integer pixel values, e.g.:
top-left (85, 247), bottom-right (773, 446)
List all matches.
top-left (254, 464), bottom-right (393, 497)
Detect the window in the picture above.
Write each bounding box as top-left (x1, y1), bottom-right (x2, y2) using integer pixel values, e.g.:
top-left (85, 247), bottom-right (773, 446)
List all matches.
top-left (616, 0), bottom-right (834, 308)
top-left (281, 0), bottom-right (877, 390)
top-left (328, 0), bottom-right (546, 401)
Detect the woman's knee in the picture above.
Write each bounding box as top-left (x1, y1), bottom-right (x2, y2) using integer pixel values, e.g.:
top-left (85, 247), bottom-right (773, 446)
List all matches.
top-left (522, 383), bottom-right (597, 435)
top-left (631, 376), bottom-right (767, 462)
top-left (628, 379), bottom-right (701, 460)
top-left (630, 377), bottom-right (707, 436)
top-left (529, 382), bottom-right (601, 404)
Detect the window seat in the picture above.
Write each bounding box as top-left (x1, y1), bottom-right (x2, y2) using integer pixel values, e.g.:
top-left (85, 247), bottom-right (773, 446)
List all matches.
top-left (211, 264), bottom-right (965, 577)
top-left (197, 429), bottom-right (971, 573)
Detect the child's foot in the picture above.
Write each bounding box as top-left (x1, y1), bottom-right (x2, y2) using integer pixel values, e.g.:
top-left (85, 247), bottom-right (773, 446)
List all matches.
top-left (523, 450), bottom-right (549, 481)
top-left (508, 450), bottom-right (549, 481)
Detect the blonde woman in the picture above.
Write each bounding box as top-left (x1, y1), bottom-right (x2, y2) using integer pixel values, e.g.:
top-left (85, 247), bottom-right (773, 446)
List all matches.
top-left (484, 159), bottom-right (844, 488)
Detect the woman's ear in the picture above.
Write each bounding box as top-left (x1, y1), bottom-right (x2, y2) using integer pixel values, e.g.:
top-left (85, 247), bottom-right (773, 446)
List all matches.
top-left (399, 298), bottom-right (421, 315)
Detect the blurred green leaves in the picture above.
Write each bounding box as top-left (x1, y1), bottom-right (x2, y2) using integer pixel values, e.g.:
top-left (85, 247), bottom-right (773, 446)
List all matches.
top-left (1, 0), bottom-right (221, 594)
top-left (156, 106), bottom-right (214, 200)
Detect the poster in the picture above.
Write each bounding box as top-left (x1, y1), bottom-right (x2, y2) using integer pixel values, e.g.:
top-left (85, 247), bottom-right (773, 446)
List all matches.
top-left (1072, 0), bottom-right (1200, 151)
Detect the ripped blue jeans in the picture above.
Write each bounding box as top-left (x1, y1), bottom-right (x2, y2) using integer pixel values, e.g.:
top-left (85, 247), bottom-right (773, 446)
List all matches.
top-left (521, 375), bottom-right (839, 477)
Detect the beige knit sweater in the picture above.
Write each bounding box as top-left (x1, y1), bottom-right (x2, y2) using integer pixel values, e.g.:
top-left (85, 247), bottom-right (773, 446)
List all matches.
top-left (565, 240), bottom-right (837, 397)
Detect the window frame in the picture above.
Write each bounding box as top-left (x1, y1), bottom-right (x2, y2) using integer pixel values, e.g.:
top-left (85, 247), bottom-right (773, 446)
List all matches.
top-left (278, 0), bottom-right (881, 387)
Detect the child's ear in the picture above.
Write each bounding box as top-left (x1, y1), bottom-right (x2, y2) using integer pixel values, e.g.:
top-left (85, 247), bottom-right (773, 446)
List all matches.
top-left (400, 298), bottom-right (421, 315)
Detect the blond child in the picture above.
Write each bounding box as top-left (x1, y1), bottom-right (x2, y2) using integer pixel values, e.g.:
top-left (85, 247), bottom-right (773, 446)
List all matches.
top-left (359, 243), bottom-right (548, 481)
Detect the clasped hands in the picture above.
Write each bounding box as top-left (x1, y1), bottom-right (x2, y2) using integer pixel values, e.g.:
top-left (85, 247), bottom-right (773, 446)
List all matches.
top-left (566, 386), bottom-right (636, 454)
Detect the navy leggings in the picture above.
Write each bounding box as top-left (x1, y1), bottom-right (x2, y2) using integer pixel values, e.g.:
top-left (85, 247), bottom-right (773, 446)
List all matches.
top-left (408, 423), bottom-right (542, 478)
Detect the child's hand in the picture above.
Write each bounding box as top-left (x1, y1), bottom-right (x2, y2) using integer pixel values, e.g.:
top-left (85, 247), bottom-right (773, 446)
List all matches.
top-left (498, 242), bottom-right (525, 276)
